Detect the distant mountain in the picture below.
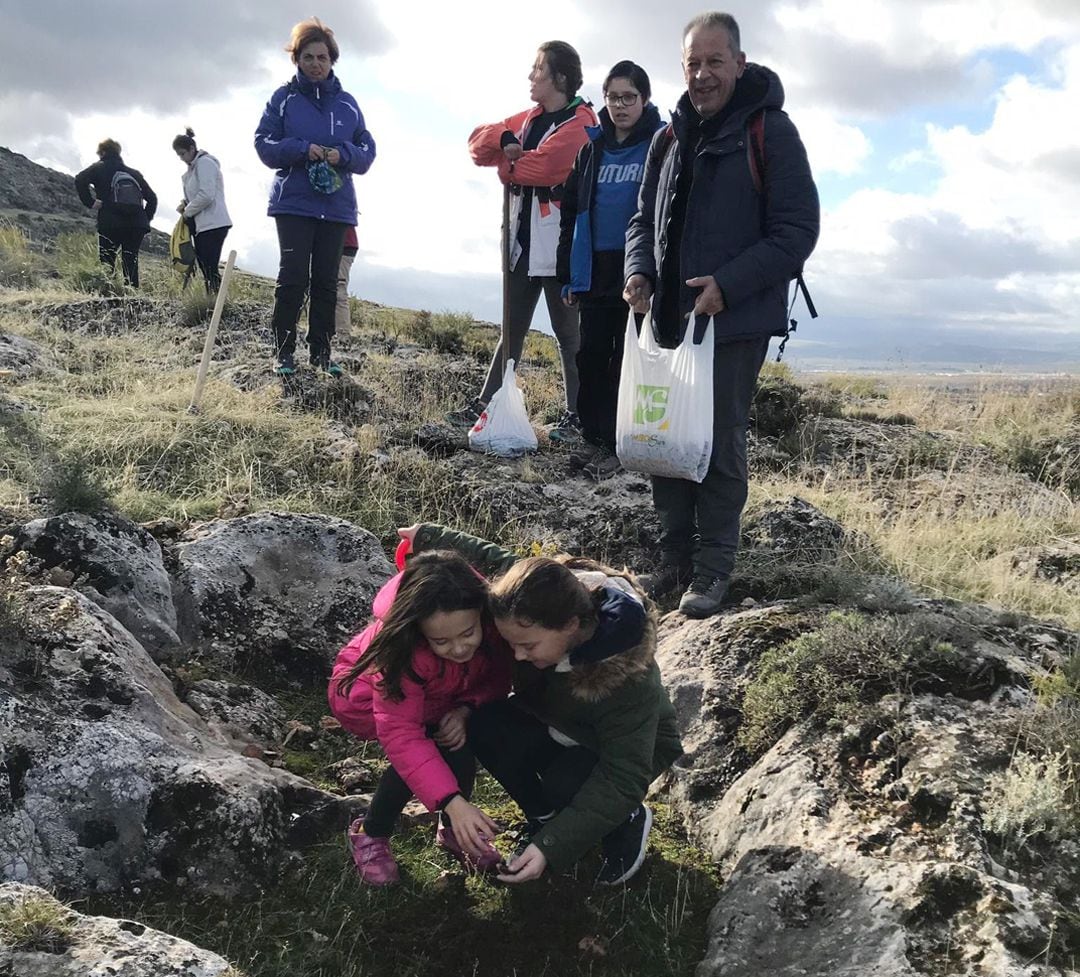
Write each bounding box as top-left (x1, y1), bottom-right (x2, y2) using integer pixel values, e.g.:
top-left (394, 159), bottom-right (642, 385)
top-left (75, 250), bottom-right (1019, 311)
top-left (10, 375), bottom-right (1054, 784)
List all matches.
top-left (0, 146), bottom-right (167, 253)
top-left (783, 315), bottom-right (1080, 374)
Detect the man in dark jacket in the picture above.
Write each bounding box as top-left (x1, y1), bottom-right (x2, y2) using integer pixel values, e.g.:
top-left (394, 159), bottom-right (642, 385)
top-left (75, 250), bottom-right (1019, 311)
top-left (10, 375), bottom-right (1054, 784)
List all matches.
top-left (624, 11), bottom-right (819, 618)
top-left (74, 138), bottom-right (157, 288)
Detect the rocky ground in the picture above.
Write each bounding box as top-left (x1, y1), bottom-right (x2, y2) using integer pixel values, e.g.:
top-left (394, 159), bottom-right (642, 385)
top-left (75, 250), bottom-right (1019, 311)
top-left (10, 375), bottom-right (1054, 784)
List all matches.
top-left (1, 291), bottom-right (1078, 975)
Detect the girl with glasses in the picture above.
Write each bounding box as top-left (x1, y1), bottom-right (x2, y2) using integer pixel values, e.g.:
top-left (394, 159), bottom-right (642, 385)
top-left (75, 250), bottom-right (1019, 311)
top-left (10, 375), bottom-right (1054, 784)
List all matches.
top-left (556, 61), bottom-right (664, 478)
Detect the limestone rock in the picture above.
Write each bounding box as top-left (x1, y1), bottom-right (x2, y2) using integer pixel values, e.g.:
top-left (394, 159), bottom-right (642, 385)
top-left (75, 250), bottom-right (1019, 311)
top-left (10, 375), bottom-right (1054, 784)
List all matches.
top-left (173, 511), bottom-right (393, 675)
top-left (13, 511), bottom-right (180, 654)
top-left (0, 587), bottom-right (355, 897)
top-left (0, 883), bottom-right (234, 976)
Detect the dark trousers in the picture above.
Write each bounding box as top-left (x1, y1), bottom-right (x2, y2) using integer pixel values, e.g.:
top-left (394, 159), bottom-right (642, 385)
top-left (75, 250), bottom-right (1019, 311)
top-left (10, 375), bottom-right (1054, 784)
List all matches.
top-left (651, 335), bottom-right (771, 579)
top-left (468, 699), bottom-right (597, 821)
top-left (269, 215), bottom-right (348, 361)
top-left (478, 256), bottom-right (581, 411)
top-left (98, 228), bottom-right (146, 286)
top-left (575, 303), bottom-right (627, 449)
top-left (364, 741), bottom-right (477, 838)
top-left (194, 225), bottom-right (230, 292)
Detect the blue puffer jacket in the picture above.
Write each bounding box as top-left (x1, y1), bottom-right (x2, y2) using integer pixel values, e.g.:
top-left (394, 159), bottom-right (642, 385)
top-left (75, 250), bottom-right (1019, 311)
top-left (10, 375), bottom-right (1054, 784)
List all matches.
top-left (254, 69), bottom-right (376, 224)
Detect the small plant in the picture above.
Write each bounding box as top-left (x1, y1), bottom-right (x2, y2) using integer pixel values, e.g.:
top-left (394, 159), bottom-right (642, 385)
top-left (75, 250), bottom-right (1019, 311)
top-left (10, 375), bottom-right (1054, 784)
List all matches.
top-left (37, 452), bottom-right (113, 516)
top-left (738, 610), bottom-right (953, 753)
top-left (178, 289), bottom-right (218, 328)
top-left (55, 232), bottom-right (127, 297)
top-left (0, 224), bottom-right (38, 288)
top-left (983, 750), bottom-right (1075, 851)
top-left (0, 892), bottom-right (75, 952)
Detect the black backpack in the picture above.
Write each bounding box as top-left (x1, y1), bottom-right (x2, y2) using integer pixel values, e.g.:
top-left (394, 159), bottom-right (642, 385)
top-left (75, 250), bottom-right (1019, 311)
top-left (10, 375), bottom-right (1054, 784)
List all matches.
top-left (110, 170), bottom-right (143, 208)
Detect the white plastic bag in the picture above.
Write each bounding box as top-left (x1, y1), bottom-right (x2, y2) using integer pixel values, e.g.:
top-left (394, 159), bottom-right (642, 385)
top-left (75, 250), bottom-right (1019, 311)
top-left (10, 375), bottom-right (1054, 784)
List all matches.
top-left (468, 358), bottom-right (538, 457)
top-left (615, 311), bottom-right (714, 482)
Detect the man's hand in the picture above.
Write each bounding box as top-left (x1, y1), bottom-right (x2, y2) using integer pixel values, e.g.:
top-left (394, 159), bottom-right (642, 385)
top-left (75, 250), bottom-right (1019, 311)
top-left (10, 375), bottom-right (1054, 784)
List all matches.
top-left (686, 276), bottom-right (726, 316)
top-left (562, 291), bottom-right (577, 308)
top-left (444, 796), bottom-right (500, 859)
top-left (308, 144), bottom-right (325, 161)
top-left (503, 143), bottom-right (523, 162)
top-left (91, 200), bottom-right (102, 212)
top-left (434, 705), bottom-right (470, 751)
top-left (498, 843), bottom-right (547, 883)
top-left (623, 274), bottom-right (653, 313)
top-left (325, 147), bottom-right (341, 166)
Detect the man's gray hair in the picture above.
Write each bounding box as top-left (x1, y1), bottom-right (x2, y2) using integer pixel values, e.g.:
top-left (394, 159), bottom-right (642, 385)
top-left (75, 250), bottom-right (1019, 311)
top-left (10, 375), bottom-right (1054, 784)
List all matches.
top-left (682, 12), bottom-right (741, 54)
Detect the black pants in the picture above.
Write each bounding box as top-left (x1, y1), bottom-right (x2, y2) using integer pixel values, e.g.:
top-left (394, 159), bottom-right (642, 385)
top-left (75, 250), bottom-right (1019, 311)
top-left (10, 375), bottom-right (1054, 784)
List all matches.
top-left (651, 335), bottom-right (771, 579)
top-left (269, 215), bottom-right (347, 361)
top-left (98, 228), bottom-right (146, 286)
top-left (363, 741), bottom-right (477, 838)
top-left (575, 303), bottom-right (627, 449)
top-left (194, 225), bottom-right (230, 292)
top-left (468, 699), bottom-right (597, 821)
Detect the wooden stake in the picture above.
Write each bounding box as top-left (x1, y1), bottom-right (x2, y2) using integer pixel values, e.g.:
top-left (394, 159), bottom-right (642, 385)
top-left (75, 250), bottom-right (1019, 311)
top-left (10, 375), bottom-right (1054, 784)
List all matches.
top-left (188, 250), bottom-right (236, 413)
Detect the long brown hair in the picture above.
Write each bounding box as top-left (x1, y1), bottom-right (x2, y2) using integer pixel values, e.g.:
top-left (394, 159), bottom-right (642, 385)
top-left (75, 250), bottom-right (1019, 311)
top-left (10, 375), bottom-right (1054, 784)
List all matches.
top-left (336, 551), bottom-right (489, 702)
top-left (488, 556), bottom-right (599, 629)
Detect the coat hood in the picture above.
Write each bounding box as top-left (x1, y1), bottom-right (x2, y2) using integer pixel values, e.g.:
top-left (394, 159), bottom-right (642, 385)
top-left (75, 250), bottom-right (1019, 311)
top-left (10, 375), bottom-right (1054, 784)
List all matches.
top-left (592, 102), bottom-right (664, 149)
top-left (559, 568), bottom-right (659, 703)
top-left (292, 68), bottom-right (342, 100)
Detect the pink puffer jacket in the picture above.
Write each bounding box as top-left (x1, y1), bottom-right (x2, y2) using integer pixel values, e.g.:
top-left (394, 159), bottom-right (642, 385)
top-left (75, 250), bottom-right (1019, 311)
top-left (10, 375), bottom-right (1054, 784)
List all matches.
top-left (327, 571), bottom-right (511, 811)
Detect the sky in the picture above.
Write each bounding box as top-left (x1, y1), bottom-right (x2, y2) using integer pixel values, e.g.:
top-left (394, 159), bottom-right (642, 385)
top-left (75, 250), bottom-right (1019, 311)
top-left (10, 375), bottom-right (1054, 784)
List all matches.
top-left (2, 0), bottom-right (1079, 359)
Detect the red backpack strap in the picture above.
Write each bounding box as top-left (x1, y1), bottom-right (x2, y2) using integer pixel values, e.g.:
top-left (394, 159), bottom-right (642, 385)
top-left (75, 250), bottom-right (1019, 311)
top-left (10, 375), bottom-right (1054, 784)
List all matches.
top-left (746, 109), bottom-right (766, 194)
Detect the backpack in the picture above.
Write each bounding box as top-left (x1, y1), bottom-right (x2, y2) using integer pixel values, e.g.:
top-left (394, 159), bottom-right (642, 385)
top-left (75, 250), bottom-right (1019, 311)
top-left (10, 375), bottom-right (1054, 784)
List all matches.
top-left (110, 170), bottom-right (143, 208)
top-left (170, 216), bottom-right (196, 282)
top-left (657, 110), bottom-right (818, 359)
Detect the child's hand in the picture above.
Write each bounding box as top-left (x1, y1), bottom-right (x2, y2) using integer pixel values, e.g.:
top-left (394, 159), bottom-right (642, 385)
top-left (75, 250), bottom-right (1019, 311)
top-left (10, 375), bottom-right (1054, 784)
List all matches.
top-left (434, 706), bottom-right (470, 751)
top-left (445, 797), bottom-right (500, 858)
top-left (498, 843), bottom-right (547, 883)
top-left (397, 524), bottom-right (421, 544)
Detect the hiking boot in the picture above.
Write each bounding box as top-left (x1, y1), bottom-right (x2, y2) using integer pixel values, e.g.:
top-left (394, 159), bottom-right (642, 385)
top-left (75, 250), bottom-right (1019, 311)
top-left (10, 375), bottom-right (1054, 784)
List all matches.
top-left (582, 446), bottom-right (622, 480)
top-left (346, 819), bottom-right (400, 885)
top-left (311, 350), bottom-right (344, 377)
top-left (596, 803), bottom-right (653, 886)
top-left (637, 560), bottom-right (692, 599)
top-left (678, 576), bottom-right (731, 619)
top-left (273, 353), bottom-right (297, 377)
top-left (446, 398), bottom-right (486, 429)
top-left (436, 822), bottom-right (502, 873)
top-left (547, 410), bottom-right (583, 444)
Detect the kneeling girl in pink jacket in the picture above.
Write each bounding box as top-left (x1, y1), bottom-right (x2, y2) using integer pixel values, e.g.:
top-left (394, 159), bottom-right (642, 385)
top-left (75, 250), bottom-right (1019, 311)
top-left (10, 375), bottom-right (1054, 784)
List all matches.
top-left (328, 549), bottom-right (511, 884)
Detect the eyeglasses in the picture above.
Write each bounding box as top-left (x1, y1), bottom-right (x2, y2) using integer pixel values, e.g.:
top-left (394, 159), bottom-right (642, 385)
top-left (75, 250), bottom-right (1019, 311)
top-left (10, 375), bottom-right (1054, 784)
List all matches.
top-left (604, 93), bottom-right (640, 108)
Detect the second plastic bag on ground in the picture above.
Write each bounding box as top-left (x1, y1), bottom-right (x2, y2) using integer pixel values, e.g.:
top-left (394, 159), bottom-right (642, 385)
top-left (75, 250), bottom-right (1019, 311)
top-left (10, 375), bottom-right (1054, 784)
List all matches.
top-left (468, 358), bottom-right (537, 457)
top-left (615, 311), bottom-right (714, 482)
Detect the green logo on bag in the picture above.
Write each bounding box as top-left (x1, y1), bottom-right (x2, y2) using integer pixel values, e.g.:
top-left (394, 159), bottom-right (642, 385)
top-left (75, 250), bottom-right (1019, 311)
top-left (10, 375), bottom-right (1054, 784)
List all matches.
top-left (634, 384), bottom-right (669, 425)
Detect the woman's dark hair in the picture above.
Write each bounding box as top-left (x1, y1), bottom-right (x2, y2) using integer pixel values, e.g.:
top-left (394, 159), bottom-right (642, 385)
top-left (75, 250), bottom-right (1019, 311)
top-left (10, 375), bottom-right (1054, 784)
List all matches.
top-left (489, 557), bottom-right (597, 630)
top-left (287, 17), bottom-right (340, 64)
top-left (96, 138), bottom-right (121, 158)
top-left (336, 551), bottom-right (489, 702)
top-left (538, 40), bottom-right (583, 97)
top-left (172, 127), bottom-right (197, 152)
top-left (603, 60), bottom-right (651, 101)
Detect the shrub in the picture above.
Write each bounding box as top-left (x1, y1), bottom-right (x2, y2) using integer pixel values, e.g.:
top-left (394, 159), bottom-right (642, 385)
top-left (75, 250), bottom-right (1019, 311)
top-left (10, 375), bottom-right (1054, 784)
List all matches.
top-left (37, 452), bottom-right (113, 516)
top-left (738, 610), bottom-right (954, 753)
top-left (983, 750), bottom-right (1074, 851)
top-left (0, 893), bottom-right (75, 952)
top-left (55, 232), bottom-right (127, 297)
top-left (0, 224), bottom-right (38, 288)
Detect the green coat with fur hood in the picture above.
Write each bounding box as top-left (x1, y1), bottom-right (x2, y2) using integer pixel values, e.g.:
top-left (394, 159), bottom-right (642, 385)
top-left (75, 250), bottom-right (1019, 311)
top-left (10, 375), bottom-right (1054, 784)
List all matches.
top-left (413, 524), bottom-right (684, 873)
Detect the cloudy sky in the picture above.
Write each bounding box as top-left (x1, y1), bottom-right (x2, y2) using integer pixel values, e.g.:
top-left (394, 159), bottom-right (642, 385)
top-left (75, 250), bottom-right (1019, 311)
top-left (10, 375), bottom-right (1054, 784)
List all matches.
top-left (2, 0), bottom-right (1079, 359)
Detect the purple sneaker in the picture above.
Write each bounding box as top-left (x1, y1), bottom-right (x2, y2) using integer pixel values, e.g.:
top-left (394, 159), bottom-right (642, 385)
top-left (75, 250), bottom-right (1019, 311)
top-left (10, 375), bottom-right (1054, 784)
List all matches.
top-left (436, 823), bottom-right (502, 873)
top-left (347, 818), bottom-right (400, 885)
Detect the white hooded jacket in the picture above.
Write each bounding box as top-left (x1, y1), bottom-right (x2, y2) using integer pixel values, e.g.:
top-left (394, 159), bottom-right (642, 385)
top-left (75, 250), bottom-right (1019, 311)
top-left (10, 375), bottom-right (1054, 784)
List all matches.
top-left (181, 151), bottom-right (231, 233)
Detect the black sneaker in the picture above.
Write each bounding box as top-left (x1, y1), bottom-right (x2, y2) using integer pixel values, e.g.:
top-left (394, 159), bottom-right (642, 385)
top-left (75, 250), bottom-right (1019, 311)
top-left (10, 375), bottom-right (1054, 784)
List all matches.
top-left (446, 398), bottom-right (485, 429)
top-left (548, 410), bottom-right (583, 444)
top-left (597, 803), bottom-right (653, 885)
top-left (678, 576), bottom-right (730, 618)
top-left (273, 353), bottom-right (297, 376)
top-left (582, 446), bottom-right (622, 480)
top-left (637, 561), bottom-right (692, 599)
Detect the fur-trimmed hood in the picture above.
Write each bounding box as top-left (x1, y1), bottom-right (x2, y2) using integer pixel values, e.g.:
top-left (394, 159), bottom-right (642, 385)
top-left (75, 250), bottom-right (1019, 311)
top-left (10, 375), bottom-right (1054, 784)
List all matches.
top-left (557, 564), bottom-right (659, 703)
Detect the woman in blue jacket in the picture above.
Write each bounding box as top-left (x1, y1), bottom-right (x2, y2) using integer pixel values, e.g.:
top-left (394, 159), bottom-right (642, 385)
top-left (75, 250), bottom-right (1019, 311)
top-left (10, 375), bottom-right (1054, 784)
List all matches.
top-left (255, 18), bottom-right (376, 377)
top-left (556, 62), bottom-right (663, 478)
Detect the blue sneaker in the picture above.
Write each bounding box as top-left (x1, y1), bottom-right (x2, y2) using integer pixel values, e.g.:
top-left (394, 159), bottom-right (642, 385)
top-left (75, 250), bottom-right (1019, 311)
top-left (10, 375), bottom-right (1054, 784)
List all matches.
top-left (274, 353), bottom-right (297, 377)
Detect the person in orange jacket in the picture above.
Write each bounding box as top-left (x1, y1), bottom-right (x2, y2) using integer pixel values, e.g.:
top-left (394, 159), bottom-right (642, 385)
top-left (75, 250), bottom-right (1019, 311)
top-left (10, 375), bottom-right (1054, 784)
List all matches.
top-left (447, 41), bottom-right (597, 444)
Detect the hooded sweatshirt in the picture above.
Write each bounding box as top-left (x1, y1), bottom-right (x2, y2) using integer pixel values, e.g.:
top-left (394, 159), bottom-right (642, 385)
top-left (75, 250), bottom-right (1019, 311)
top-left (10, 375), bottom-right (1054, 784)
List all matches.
top-left (181, 151), bottom-right (231, 233)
